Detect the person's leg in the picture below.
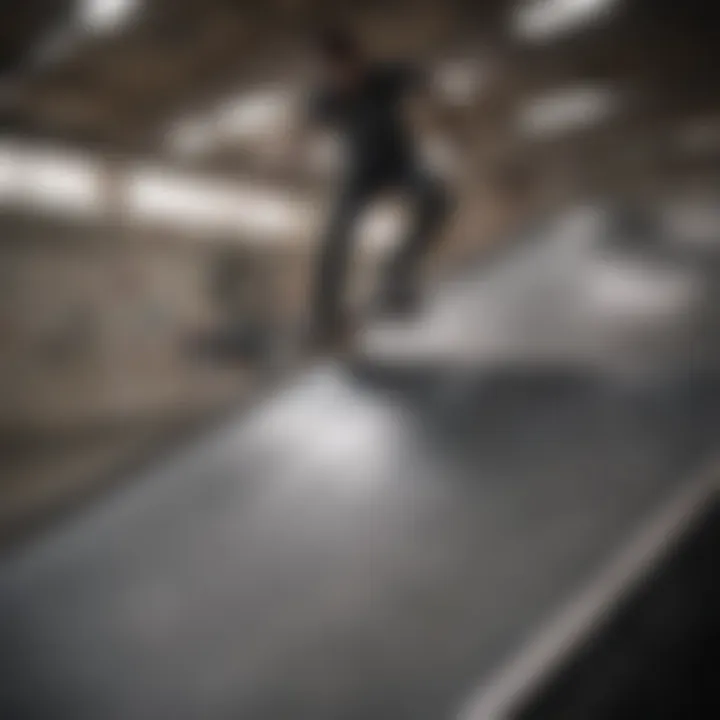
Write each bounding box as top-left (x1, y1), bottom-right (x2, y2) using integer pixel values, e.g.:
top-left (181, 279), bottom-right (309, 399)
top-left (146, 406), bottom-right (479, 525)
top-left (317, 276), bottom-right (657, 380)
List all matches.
top-left (312, 179), bottom-right (371, 344)
top-left (381, 166), bottom-right (450, 312)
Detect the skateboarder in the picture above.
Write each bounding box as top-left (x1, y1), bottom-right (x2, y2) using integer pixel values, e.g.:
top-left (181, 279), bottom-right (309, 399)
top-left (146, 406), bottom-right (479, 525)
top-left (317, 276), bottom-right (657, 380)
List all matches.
top-left (306, 28), bottom-right (450, 348)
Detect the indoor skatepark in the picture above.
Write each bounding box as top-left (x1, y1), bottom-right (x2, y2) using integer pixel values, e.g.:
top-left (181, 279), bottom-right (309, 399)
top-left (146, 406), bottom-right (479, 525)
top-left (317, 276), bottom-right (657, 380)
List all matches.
top-left (1, 1), bottom-right (719, 718)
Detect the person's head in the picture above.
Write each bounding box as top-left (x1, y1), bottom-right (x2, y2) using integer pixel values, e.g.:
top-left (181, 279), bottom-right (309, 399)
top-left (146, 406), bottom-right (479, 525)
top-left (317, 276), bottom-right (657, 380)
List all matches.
top-left (315, 27), bottom-right (364, 90)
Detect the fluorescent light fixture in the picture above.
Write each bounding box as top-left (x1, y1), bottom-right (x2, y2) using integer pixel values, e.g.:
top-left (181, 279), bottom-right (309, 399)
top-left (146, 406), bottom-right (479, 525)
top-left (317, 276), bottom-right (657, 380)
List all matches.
top-left (127, 167), bottom-right (304, 240)
top-left (127, 168), bottom-right (414, 252)
top-left (128, 170), bottom-right (234, 228)
top-left (22, 150), bottom-right (100, 213)
top-left (216, 88), bottom-right (295, 142)
top-left (166, 87), bottom-right (297, 160)
top-left (78, 0), bottom-right (139, 33)
top-left (1, 139), bottom-right (401, 250)
top-left (0, 141), bottom-right (102, 215)
top-left (514, 0), bottom-right (619, 41)
top-left (518, 86), bottom-right (617, 138)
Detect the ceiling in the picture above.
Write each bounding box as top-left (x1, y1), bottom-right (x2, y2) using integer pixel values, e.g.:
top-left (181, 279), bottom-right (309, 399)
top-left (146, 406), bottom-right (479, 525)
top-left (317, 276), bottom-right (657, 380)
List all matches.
top-left (0, 0), bottom-right (718, 186)
top-left (0, 1), bottom-right (503, 151)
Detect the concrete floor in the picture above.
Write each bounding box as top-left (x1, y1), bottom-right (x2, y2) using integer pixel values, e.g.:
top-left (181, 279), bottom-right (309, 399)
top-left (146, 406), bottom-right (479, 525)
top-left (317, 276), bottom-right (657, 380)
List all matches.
top-left (1, 206), bottom-right (719, 720)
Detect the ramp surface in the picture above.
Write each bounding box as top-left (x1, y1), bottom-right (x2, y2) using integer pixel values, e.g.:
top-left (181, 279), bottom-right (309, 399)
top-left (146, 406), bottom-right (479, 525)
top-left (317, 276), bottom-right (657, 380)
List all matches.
top-left (2, 208), bottom-right (719, 720)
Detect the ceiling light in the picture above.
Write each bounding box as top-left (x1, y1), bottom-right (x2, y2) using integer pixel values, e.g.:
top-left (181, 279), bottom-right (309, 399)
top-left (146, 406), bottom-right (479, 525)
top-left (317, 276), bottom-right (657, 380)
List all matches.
top-left (518, 86), bottom-right (617, 138)
top-left (216, 89), bottom-right (295, 142)
top-left (0, 142), bottom-right (102, 215)
top-left (514, 0), bottom-right (619, 42)
top-left (126, 168), bottom-right (305, 241)
top-left (78, 0), bottom-right (140, 33)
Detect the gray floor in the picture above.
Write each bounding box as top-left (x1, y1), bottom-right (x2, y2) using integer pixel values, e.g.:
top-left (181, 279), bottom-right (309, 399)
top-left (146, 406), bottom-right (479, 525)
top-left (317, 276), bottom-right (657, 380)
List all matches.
top-left (1, 206), bottom-right (719, 720)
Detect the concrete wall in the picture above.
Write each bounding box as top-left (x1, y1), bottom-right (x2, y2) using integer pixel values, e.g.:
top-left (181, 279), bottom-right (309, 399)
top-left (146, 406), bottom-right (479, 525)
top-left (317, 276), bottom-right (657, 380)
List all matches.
top-left (0, 215), bottom-right (315, 434)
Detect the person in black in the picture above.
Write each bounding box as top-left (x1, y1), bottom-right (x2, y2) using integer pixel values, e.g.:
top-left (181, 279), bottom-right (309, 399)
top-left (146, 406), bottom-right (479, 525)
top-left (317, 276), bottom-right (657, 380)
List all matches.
top-left (308, 28), bottom-right (450, 346)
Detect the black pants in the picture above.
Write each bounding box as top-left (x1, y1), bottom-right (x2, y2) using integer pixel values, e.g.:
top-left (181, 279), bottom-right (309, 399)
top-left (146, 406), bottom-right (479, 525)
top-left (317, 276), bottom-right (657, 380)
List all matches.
top-left (314, 163), bottom-right (449, 336)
